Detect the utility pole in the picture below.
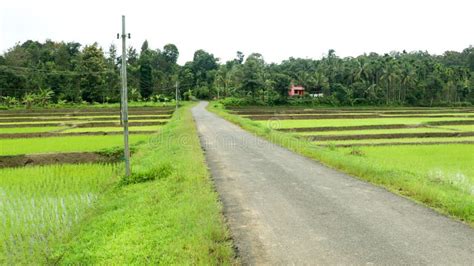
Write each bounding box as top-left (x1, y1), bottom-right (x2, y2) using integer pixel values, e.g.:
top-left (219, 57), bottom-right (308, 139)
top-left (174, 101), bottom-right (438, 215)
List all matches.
top-left (175, 81), bottom-right (178, 110)
top-left (119, 15), bottom-right (131, 176)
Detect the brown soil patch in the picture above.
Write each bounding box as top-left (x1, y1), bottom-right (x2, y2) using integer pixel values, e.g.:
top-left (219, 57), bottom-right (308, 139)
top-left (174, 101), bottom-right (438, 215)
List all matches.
top-left (0, 115), bottom-right (171, 123)
top-left (0, 110), bottom-right (173, 117)
top-left (0, 121), bottom-right (166, 128)
top-left (0, 130), bottom-right (156, 139)
top-left (317, 141), bottom-right (474, 148)
top-left (0, 106), bottom-right (173, 114)
top-left (231, 109), bottom-right (474, 115)
top-left (280, 120), bottom-right (474, 132)
top-left (280, 124), bottom-right (422, 132)
top-left (0, 152), bottom-right (120, 168)
top-left (306, 131), bottom-right (474, 141)
top-left (246, 114), bottom-right (474, 120)
top-left (428, 120), bottom-right (474, 126)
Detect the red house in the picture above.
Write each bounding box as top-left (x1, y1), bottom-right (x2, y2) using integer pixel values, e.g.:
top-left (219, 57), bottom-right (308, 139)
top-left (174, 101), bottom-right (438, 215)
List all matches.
top-left (289, 85), bottom-right (305, 96)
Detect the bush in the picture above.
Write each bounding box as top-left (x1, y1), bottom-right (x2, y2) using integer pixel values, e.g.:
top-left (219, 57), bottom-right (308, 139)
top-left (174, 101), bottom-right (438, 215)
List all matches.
top-left (119, 163), bottom-right (173, 186)
top-left (195, 86), bottom-right (210, 99)
top-left (1, 96), bottom-right (19, 108)
top-left (219, 97), bottom-right (251, 107)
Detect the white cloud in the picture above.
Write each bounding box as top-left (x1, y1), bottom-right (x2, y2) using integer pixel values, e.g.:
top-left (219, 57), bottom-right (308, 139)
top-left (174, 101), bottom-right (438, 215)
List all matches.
top-left (1, 0), bottom-right (473, 64)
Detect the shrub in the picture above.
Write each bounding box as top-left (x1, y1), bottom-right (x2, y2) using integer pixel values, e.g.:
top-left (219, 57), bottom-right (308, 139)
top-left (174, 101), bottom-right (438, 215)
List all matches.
top-left (119, 163), bottom-right (173, 186)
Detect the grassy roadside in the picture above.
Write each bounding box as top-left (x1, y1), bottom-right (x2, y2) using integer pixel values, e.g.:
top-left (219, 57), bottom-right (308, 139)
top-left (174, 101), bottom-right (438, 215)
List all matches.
top-left (57, 103), bottom-right (234, 264)
top-left (208, 102), bottom-right (474, 226)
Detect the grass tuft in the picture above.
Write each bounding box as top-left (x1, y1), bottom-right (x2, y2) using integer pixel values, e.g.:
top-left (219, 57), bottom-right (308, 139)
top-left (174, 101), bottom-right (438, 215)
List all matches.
top-left (119, 163), bottom-right (174, 186)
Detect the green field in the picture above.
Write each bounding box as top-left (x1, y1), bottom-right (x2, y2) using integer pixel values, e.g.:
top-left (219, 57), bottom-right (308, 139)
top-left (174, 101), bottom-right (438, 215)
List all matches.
top-left (317, 136), bottom-right (474, 145)
top-left (213, 104), bottom-right (474, 225)
top-left (259, 117), bottom-right (474, 129)
top-left (0, 127), bottom-right (65, 133)
top-left (58, 104), bottom-right (233, 264)
top-left (0, 104), bottom-right (234, 264)
top-left (62, 125), bottom-right (161, 133)
top-left (0, 135), bottom-right (151, 155)
top-left (295, 127), bottom-right (471, 136)
top-left (0, 106), bottom-right (171, 155)
top-left (340, 144), bottom-right (474, 185)
top-left (0, 164), bottom-right (119, 264)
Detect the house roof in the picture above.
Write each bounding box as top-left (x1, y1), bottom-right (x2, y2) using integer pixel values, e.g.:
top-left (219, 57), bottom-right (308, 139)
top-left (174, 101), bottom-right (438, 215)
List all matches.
top-left (290, 85), bottom-right (304, 90)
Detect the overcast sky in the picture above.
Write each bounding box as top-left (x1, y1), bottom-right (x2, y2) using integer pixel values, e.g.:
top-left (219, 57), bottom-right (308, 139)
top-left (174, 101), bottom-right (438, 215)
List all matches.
top-left (1, 0), bottom-right (473, 65)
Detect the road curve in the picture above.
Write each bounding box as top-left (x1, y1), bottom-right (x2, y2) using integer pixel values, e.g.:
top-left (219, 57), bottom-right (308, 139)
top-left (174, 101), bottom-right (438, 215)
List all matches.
top-left (192, 102), bottom-right (474, 265)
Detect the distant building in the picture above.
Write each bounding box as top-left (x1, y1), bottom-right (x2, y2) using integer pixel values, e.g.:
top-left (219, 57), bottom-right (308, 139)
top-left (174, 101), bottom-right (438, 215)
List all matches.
top-left (289, 85), bottom-right (304, 96)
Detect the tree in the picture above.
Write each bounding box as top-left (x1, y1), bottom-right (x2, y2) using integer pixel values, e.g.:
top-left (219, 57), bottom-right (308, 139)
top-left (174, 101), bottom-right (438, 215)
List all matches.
top-left (240, 53), bottom-right (265, 98)
top-left (79, 43), bottom-right (108, 102)
top-left (163, 44), bottom-right (179, 65)
top-left (138, 41), bottom-right (153, 99)
top-left (192, 49), bottom-right (219, 88)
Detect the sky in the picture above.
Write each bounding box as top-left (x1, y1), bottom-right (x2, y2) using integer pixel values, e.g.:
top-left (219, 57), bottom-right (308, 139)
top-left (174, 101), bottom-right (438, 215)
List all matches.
top-left (1, 0), bottom-right (473, 65)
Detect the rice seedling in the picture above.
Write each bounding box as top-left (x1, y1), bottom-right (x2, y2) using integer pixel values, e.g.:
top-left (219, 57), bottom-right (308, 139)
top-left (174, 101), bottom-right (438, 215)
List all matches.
top-left (0, 134), bottom-right (152, 155)
top-left (0, 163), bottom-right (119, 264)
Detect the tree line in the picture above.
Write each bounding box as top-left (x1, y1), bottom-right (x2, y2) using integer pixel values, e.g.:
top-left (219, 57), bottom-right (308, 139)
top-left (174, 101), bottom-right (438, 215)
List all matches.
top-left (1, 39), bottom-right (473, 107)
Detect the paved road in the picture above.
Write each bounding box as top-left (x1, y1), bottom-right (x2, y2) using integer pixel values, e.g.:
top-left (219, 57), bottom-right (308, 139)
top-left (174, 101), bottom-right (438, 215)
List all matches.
top-left (192, 102), bottom-right (474, 265)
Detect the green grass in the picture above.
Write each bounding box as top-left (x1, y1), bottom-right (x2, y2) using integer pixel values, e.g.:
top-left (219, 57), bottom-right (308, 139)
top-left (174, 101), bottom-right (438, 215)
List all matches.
top-left (263, 117), bottom-right (474, 129)
top-left (0, 164), bottom-right (119, 264)
top-left (0, 135), bottom-right (151, 155)
top-left (339, 144), bottom-right (474, 184)
top-left (62, 125), bottom-right (162, 133)
top-left (209, 102), bottom-right (474, 226)
top-left (436, 125), bottom-right (474, 131)
top-left (295, 127), bottom-right (467, 136)
top-left (318, 136), bottom-right (474, 145)
top-left (0, 119), bottom-right (168, 125)
top-left (0, 126), bottom-right (65, 133)
top-left (58, 103), bottom-right (234, 264)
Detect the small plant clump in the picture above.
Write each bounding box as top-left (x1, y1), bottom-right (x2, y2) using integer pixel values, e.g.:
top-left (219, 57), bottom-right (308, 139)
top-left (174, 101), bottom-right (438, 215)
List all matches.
top-left (119, 163), bottom-right (173, 186)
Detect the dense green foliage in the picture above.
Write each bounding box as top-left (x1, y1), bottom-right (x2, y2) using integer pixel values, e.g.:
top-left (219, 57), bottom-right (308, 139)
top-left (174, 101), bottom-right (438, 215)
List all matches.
top-left (1, 40), bottom-right (473, 107)
top-left (216, 48), bottom-right (474, 106)
top-left (0, 40), bottom-right (180, 105)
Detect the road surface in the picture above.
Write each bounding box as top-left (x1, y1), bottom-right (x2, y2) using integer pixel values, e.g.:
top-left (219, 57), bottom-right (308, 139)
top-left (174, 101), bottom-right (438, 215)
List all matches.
top-left (192, 102), bottom-right (474, 265)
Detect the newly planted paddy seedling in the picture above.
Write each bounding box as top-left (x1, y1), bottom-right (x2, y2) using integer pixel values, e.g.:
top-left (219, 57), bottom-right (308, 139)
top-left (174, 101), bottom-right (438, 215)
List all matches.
top-left (0, 164), bottom-right (119, 264)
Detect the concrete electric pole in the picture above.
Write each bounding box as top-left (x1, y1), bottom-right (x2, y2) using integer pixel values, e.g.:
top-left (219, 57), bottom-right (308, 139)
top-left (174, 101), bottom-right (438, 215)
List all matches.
top-left (175, 81), bottom-right (179, 110)
top-left (119, 15), bottom-right (131, 176)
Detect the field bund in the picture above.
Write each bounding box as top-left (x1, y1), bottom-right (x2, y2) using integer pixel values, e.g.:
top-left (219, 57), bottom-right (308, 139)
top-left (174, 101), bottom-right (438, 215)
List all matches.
top-left (215, 105), bottom-right (474, 226)
top-left (0, 106), bottom-right (174, 164)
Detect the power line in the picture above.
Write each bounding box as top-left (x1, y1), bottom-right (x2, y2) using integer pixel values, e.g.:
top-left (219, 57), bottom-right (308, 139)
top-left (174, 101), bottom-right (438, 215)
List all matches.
top-left (0, 65), bottom-right (118, 76)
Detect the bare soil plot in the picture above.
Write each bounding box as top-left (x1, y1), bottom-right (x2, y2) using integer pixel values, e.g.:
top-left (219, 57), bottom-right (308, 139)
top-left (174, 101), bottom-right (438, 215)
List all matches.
top-left (0, 115), bottom-right (171, 123)
top-left (0, 110), bottom-right (174, 117)
top-left (0, 130), bottom-right (155, 139)
top-left (279, 120), bottom-right (474, 132)
top-left (245, 114), bottom-right (474, 120)
top-left (318, 140), bottom-right (474, 147)
top-left (0, 121), bottom-right (166, 128)
top-left (314, 136), bottom-right (474, 146)
top-left (0, 106), bottom-right (173, 114)
top-left (228, 106), bottom-right (474, 114)
top-left (0, 152), bottom-right (119, 168)
top-left (306, 131), bottom-right (474, 141)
